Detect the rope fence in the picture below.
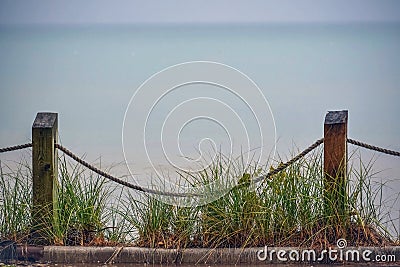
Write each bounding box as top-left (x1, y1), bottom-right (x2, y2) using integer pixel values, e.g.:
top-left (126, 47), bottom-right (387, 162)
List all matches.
top-left (1, 137), bottom-right (398, 196)
top-left (0, 139), bottom-right (325, 193)
top-left (0, 143), bottom-right (32, 153)
top-left (55, 144), bottom-right (198, 197)
top-left (253, 138), bottom-right (324, 183)
top-left (348, 138), bottom-right (400, 157)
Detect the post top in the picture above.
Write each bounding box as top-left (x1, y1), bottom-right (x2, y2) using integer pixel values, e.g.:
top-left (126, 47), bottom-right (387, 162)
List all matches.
top-left (325, 110), bottom-right (348, 125)
top-left (33, 112), bottom-right (58, 128)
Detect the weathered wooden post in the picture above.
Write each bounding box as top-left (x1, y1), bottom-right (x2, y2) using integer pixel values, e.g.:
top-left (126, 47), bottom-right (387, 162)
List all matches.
top-left (324, 110), bottom-right (348, 219)
top-left (32, 112), bottom-right (58, 243)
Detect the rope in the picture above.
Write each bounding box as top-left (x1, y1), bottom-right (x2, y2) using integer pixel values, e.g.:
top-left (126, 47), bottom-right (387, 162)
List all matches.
top-left (253, 138), bottom-right (324, 183)
top-left (348, 138), bottom-right (400, 157)
top-left (55, 144), bottom-right (198, 197)
top-left (0, 140), bottom-right (324, 194)
top-left (56, 139), bottom-right (324, 195)
top-left (0, 143), bottom-right (32, 153)
top-left (2, 137), bottom-right (397, 197)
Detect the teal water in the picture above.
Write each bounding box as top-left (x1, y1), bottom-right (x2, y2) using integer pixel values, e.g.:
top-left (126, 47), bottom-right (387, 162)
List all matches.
top-left (1, 23), bottom-right (399, 153)
top-left (0, 23), bottom-right (399, 234)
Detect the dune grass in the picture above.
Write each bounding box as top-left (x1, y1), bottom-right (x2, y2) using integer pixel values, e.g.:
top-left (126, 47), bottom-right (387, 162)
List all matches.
top-left (0, 148), bottom-right (398, 248)
top-left (124, 148), bottom-right (398, 248)
top-left (0, 158), bottom-right (32, 241)
top-left (0, 154), bottom-right (113, 245)
top-left (47, 156), bottom-right (112, 245)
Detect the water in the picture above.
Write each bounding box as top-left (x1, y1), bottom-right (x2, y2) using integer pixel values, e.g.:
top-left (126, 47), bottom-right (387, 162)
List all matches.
top-left (0, 23), bottom-right (399, 232)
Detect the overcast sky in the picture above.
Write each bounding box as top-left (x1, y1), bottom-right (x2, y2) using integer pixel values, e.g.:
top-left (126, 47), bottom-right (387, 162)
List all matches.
top-left (0, 0), bottom-right (400, 25)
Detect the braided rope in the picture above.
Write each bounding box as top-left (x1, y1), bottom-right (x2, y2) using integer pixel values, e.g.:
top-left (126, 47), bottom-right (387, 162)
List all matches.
top-left (56, 139), bottom-right (324, 197)
top-left (348, 138), bottom-right (400, 157)
top-left (2, 137), bottom-right (396, 197)
top-left (0, 143), bottom-right (32, 153)
top-left (253, 138), bottom-right (324, 183)
top-left (55, 144), bottom-right (199, 197)
top-left (56, 141), bottom-right (324, 194)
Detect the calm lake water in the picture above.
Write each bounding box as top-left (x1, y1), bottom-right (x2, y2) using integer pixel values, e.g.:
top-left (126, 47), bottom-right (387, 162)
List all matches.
top-left (0, 23), bottom-right (399, 234)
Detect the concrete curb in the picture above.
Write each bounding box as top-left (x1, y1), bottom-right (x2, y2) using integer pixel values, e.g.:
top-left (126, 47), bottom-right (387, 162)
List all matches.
top-left (9, 245), bottom-right (400, 265)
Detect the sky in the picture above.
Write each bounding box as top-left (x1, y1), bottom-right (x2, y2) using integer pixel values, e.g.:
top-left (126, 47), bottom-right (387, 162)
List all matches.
top-left (0, 0), bottom-right (400, 25)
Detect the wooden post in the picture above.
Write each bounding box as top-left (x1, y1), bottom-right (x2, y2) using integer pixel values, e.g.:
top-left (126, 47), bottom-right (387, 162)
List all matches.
top-left (324, 110), bottom-right (348, 219)
top-left (32, 112), bottom-right (58, 243)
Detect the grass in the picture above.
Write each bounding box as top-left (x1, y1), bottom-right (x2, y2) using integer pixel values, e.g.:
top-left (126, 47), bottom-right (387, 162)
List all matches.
top-left (0, 154), bottom-right (113, 245)
top-left (47, 156), bottom-right (112, 245)
top-left (122, 148), bottom-right (399, 249)
top-left (0, 147), bottom-right (399, 249)
top-left (0, 157), bottom-right (32, 241)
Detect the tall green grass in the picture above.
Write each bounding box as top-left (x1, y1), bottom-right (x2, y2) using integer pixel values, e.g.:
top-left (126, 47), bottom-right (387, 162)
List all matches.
top-left (0, 148), bottom-right (398, 248)
top-left (0, 154), bottom-right (113, 245)
top-left (0, 158), bottom-right (32, 241)
top-left (124, 148), bottom-right (399, 248)
top-left (47, 156), bottom-right (112, 245)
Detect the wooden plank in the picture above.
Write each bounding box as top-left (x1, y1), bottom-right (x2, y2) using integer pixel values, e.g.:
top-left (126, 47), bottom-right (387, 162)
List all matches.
top-left (324, 110), bottom-right (348, 219)
top-left (32, 112), bottom-right (58, 244)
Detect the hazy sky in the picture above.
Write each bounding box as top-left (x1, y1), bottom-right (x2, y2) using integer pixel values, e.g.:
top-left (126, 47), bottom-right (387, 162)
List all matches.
top-left (1, 0), bottom-right (400, 25)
